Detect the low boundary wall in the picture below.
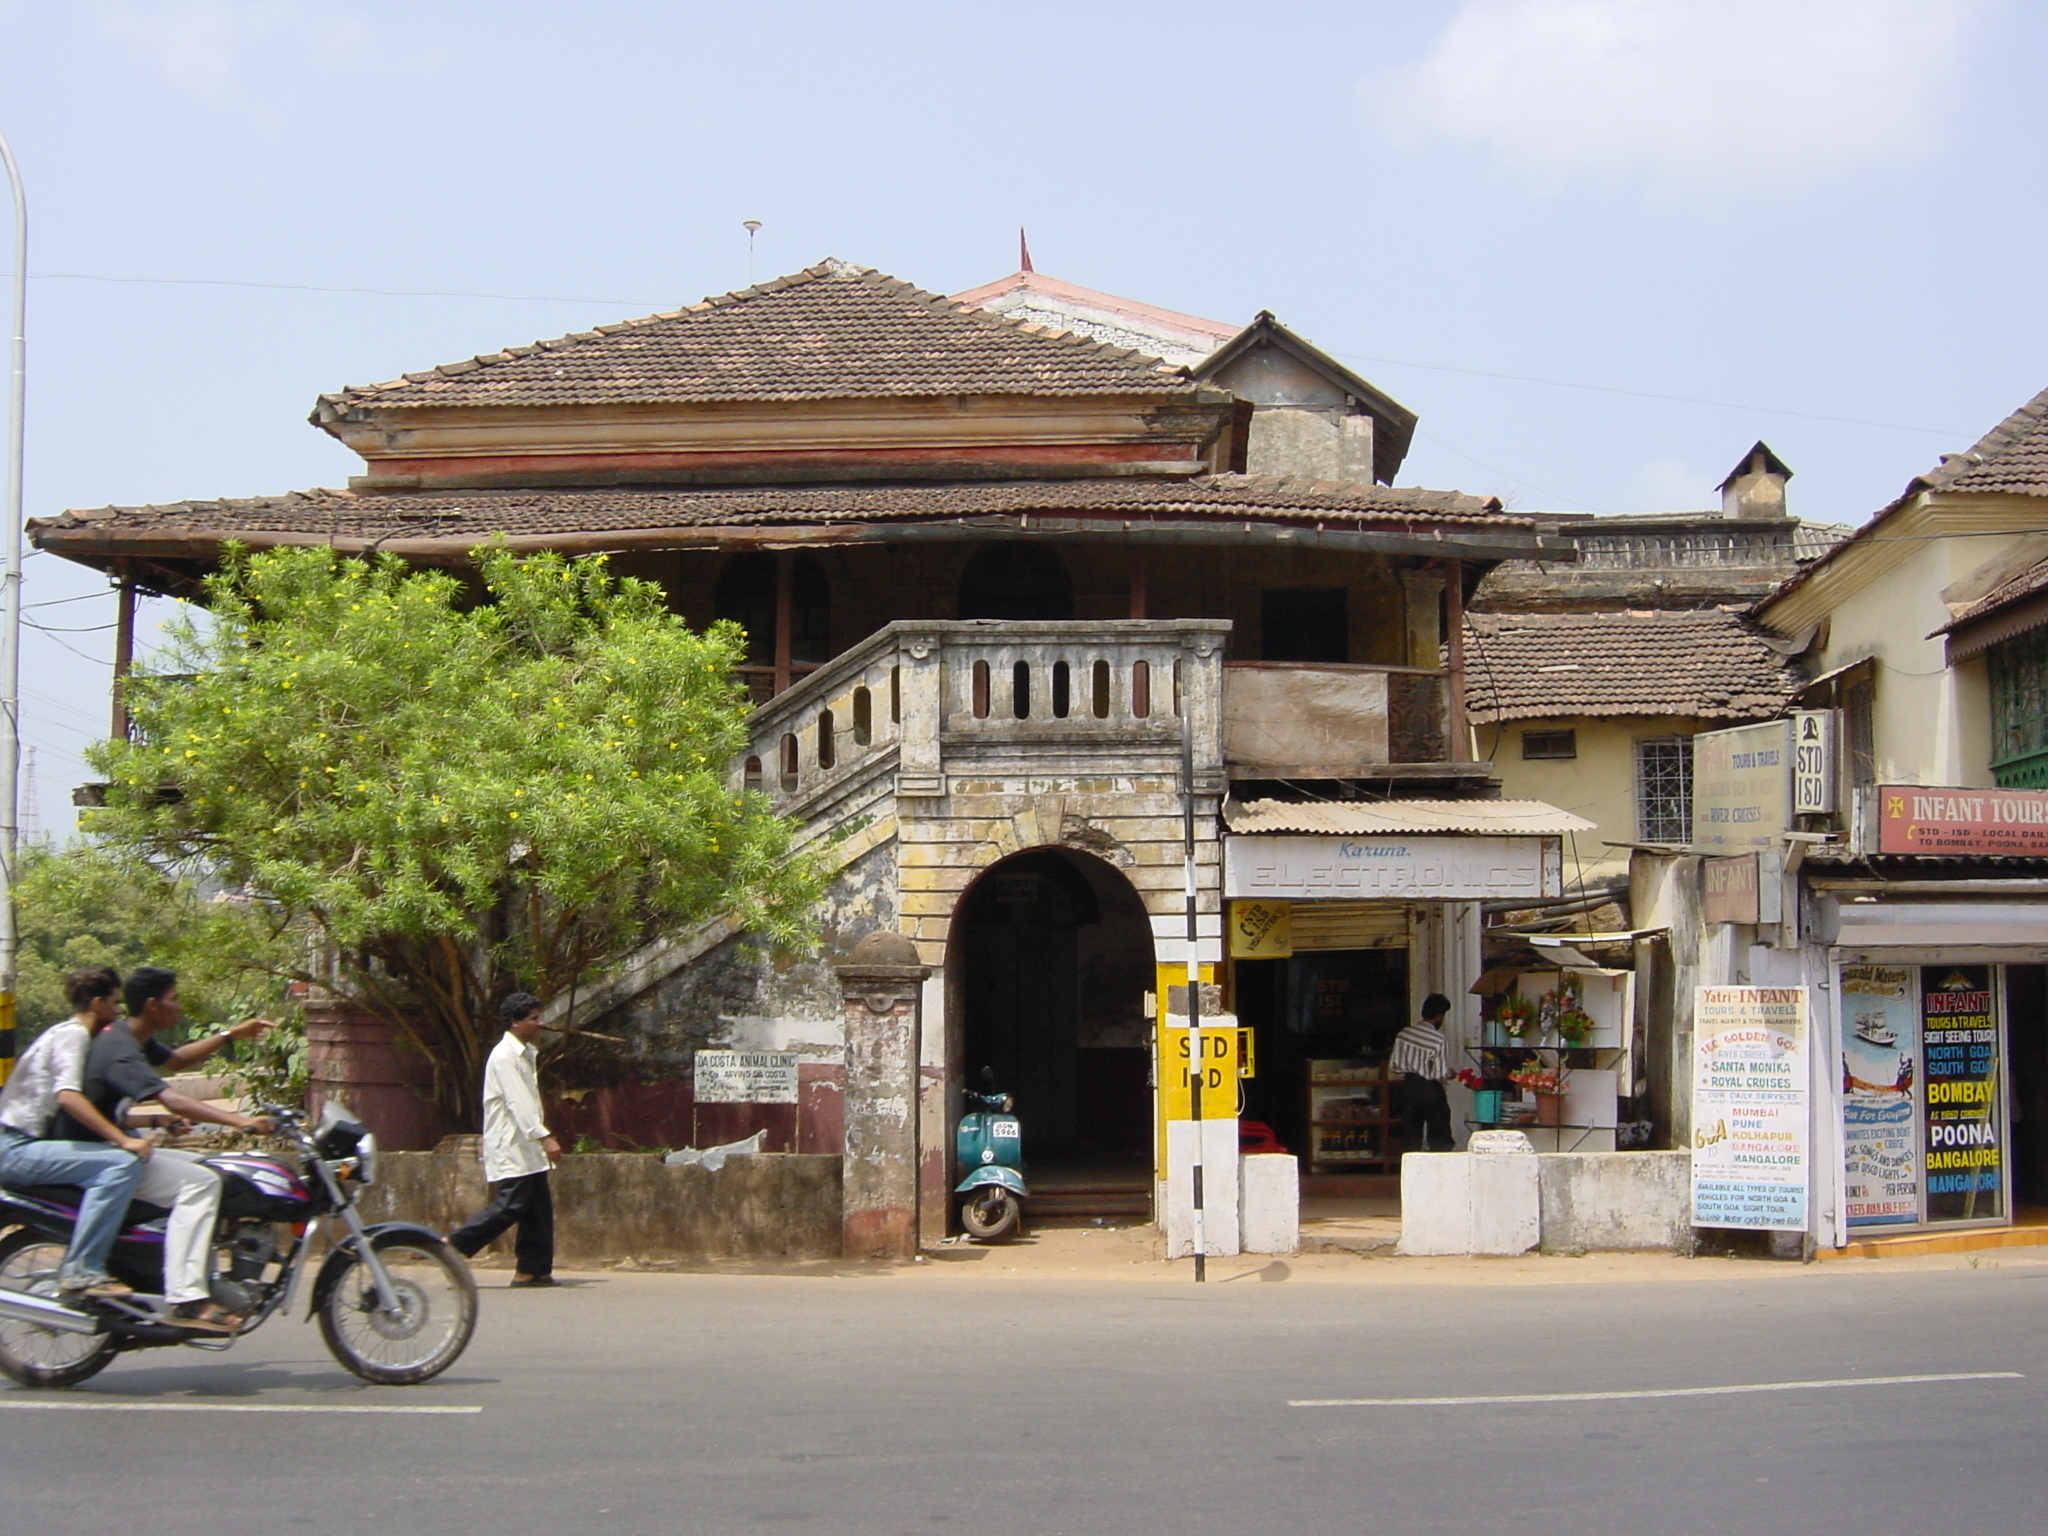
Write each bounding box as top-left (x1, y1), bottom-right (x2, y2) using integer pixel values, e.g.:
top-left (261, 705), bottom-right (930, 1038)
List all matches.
top-left (360, 1150), bottom-right (844, 1264)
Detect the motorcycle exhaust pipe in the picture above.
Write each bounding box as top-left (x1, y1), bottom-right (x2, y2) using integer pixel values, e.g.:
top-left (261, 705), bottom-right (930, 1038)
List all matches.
top-left (0, 1286), bottom-right (105, 1336)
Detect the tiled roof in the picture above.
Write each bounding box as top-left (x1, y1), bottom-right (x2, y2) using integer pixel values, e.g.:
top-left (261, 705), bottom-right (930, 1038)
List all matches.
top-left (1919, 384), bottom-right (2048, 497)
top-left (317, 261), bottom-right (1199, 413)
top-left (1464, 608), bottom-right (1802, 723)
top-left (1226, 799), bottom-right (1594, 836)
top-left (32, 474), bottom-right (1520, 554)
top-left (1934, 554), bottom-right (2048, 635)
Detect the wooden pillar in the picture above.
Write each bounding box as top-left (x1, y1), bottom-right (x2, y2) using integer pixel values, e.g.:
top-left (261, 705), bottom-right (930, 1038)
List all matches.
top-left (836, 931), bottom-right (929, 1260)
top-left (111, 578), bottom-right (137, 741)
top-left (772, 551), bottom-right (794, 698)
top-left (1128, 549), bottom-right (1149, 620)
top-left (1442, 558), bottom-right (1469, 763)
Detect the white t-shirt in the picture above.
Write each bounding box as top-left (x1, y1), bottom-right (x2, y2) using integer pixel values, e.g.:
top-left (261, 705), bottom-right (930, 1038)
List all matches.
top-left (0, 1018), bottom-right (92, 1138)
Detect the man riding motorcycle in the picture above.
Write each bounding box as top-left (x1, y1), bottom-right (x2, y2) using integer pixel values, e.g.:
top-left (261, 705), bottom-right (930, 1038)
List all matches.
top-left (51, 967), bottom-right (277, 1332)
top-left (0, 967), bottom-right (151, 1301)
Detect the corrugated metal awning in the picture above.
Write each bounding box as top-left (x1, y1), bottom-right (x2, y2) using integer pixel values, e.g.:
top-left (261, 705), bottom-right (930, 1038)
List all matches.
top-left (1224, 798), bottom-right (1595, 837)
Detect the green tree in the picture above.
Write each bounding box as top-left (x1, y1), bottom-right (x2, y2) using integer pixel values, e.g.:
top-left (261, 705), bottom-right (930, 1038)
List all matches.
top-left (82, 544), bottom-right (822, 1126)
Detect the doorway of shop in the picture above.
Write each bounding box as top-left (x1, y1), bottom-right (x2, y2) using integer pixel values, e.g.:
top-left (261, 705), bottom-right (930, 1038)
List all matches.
top-left (2007, 964), bottom-right (2048, 1212)
top-left (951, 848), bottom-right (1155, 1220)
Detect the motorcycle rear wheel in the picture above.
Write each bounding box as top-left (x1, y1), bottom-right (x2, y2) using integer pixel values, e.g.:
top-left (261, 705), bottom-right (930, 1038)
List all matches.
top-left (317, 1233), bottom-right (477, 1386)
top-left (0, 1230), bottom-right (119, 1389)
top-left (959, 1187), bottom-right (1021, 1241)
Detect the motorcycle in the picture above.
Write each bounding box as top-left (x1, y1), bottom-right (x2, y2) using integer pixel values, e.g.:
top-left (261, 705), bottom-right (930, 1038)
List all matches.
top-left (954, 1071), bottom-right (1027, 1241)
top-left (0, 1101), bottom-right (476, 1389)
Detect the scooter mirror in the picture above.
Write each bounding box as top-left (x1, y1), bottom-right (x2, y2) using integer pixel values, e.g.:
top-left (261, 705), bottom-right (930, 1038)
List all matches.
top-left (979, 1065), bottom-right (995, 1085)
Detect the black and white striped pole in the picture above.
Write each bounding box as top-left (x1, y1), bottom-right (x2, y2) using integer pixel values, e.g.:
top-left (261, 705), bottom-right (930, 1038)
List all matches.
top-left (0, 128), bottom-right (24, 1089)
top-left (1181, 703), bottom-right (1205, 1281)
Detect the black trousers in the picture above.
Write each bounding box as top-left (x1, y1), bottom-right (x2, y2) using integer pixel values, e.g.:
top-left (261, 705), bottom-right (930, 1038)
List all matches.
top-left (1398, 1073), bottom-right (1455, 1155)
top-left (448, 1170), bottom-right (554, 1277)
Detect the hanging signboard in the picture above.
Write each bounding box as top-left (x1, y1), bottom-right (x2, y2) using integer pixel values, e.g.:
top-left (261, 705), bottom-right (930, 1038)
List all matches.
top-left (1702, 854), bottom-right (1761, 925)
top-left (1691, 721), bottom-right (1791, 853)
top-left (1840, 964), bottom-right (1920, 1227)
top-left (1691, 986), bottom-right (1809, 1231)
top-left (1875, 786), bottom-right (2048, 855)
top-left (693, 1050), bottom-right (800, 1104)
top-left (1920, 965), bottom-right (2003, 1223)
top-left (1791, 710), bottom-right (1837, 814)
top-left (1223, 836), bottom-right (1561, 902)
top-left (1227, 899), bottom-right (1293, 958)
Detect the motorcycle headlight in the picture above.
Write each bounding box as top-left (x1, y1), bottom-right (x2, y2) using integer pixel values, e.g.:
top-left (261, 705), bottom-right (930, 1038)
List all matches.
top-left (355, 1131), bottom-right (378, 1186)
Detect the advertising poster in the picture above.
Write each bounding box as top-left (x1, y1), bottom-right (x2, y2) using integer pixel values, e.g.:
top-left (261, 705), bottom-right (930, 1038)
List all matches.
top-left (1839, 965), bottom-right (1920, 1227)
top-left (1690, 721), bottom-right (1791, 853)
top-left (1691, 986), bottom-right (1809, 1231)
top-left (1921, 966), bottom-right (2004, 1223)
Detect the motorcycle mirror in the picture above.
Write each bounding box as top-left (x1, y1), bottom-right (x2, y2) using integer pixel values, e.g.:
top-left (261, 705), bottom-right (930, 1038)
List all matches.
top-left (979, 1065), bottom-right (995, 1085)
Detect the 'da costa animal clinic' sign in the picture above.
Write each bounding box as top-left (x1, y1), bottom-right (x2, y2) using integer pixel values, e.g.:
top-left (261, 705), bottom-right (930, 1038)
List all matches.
top-left (693, 1050), bottom-right (800, 1104)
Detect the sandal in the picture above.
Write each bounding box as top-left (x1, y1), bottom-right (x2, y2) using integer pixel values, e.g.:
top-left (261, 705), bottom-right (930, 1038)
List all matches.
top-left (169, 1300), bottom-right (245, 1334)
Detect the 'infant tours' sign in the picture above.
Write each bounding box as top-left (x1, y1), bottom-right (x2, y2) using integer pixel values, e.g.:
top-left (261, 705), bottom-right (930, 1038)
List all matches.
top-left (694, 1050), bottom-right (800, 1104)
top-left (1691, 986), bottom-right (1809, 1232)
top-left (1875, 786), bottom-right (2048, 856)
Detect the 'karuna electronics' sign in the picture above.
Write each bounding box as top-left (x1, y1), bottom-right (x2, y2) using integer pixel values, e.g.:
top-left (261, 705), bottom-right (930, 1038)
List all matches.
top-left (1223, 836), bottom-right (1563, 901)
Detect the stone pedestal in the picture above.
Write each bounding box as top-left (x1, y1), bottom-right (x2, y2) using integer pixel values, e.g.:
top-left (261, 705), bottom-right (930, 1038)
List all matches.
top-left (835, 932), bottom-right (929, 1260)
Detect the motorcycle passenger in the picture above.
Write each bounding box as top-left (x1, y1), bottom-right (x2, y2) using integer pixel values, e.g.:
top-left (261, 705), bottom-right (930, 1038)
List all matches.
top-left (52, 967), bottom-right (277, 1332)
top-left (0, 966), bottom-right (154, 1301)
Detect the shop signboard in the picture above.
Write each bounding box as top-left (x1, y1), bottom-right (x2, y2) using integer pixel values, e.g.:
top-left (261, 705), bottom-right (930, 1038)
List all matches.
top-left (1921, 966), bottom-right (2004, 1222)
top-left (1227, 899), bottom-right (1293, 958)
top-left (1702, 854), bottom-right (1760, 925)
top-left (1691, 986), bottom-right (1809, 1231)
top-left (693, 1050), bottom-right (800, 1104)
top-left (1158, 1024), bottom-right (1241, 1121)
top-left (1791, 709), bottom-right (1836, 814)
top-left (1840, 965), bottom-right (1920, 1227)
top-left (1874, 786), bottom-right (2048, 855)
top-left (1223, 835), bottom-right (1561, 902)
top-left (1691, 721), bottom-right (1791, 853)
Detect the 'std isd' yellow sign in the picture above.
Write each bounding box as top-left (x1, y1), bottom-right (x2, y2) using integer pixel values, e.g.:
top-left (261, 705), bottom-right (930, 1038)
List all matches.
top-left (1159, 1026), bottom-right (1240, 1120)
top-left (1228, 899), bottom-right (1292, 958)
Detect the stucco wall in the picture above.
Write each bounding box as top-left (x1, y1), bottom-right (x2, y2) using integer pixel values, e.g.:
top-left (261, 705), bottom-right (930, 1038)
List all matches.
top-left (1483, 715), bottom-right (1702, 882)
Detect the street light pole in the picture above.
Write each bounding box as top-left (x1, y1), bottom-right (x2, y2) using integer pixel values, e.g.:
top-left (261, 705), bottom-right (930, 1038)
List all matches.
top-left (0, 128), bottom-right (26, 1086)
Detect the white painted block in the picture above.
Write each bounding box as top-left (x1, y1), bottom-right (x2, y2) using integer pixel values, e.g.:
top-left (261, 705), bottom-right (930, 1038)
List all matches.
top-left (1239, 1154), bottom-right (1299, 1255)
top-left (1159, 1119), bottom-right (1240, 1258)
top-left (1396, 1138), bottom-right (1540, 1257)
top-left (1396, 1153), bottom-right (1474, 1256)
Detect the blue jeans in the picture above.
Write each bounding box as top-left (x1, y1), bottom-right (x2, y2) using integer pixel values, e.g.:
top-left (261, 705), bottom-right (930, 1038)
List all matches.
top-left (0, 1127), bottom-right (146, 1286)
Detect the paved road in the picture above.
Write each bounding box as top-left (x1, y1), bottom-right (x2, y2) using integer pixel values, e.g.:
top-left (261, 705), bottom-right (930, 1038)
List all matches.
top-left (4, 1251), bottom-right (2045, 1535)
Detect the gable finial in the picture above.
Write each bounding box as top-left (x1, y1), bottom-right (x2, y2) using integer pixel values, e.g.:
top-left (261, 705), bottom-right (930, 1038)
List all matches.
top-left (1018, 227), bottom-right (1033, 274)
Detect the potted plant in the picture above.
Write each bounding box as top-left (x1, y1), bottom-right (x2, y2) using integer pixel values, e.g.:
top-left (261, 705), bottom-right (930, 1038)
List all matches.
top-left (1508, 1062), bottom-right (1565, 1126)
top-left (1496, 991), bottom-right (1537, 1039)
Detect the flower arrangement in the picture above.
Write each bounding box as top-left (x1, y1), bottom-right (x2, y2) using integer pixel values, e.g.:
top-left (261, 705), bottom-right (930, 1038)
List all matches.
top-left (1508, 1063), bottom-right (1562, 1096)
top-left (1454, 1067), bottom-right (1492, 1091)
top-left (1495, 992), bottom-right (1537, 1038)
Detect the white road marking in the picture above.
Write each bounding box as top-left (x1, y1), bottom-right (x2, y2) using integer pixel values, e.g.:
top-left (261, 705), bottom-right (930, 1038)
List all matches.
top-left (1290, 1371), bottom-right (2023, 1407)
top-left (0, 1399), bottom-right (481, 1414)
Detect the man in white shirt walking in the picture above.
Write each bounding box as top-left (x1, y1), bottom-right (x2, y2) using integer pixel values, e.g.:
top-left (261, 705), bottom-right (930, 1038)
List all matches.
top-left (448, 993), bottom-right (562, 1286)
top-left (1389, 992), bottom-right (1456, 1156)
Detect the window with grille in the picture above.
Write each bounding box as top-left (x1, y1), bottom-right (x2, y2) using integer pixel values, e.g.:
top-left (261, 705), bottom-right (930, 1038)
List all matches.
top-left (1990, 629), bottom-right (2048, 788)
top-left (1521, 729), bottom-right (1577, 760)
top-left (1636, 736), bottom-right (1693, 844)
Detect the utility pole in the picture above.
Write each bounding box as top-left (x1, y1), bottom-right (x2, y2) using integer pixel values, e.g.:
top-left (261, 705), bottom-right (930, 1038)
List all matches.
top-left (0, 128), bottom-right (24, 1086)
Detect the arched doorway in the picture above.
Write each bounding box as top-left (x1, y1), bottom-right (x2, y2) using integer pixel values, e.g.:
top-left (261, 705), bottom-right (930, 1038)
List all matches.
top-left (950, 848), bottom-right (1155, 1197)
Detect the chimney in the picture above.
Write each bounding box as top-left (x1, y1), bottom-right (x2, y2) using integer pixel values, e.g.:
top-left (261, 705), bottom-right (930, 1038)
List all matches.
top-left (1717, 441), bottom-right (1793, 521)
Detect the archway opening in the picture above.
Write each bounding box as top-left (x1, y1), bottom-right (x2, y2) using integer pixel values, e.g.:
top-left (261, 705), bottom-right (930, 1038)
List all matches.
top-left (951, 847), bottom-right (1154, 1202)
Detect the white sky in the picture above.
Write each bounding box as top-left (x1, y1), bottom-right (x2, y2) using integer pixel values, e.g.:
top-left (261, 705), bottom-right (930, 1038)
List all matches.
top-left (3, 0), bottom-right (2043, 834)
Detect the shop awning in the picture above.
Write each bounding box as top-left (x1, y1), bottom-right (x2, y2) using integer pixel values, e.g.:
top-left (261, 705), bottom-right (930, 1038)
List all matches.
top-left (1224, 798), bottom-right (1595, 837)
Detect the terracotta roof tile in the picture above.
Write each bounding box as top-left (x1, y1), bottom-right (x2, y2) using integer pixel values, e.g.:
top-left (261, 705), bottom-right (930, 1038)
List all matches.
top-left (1465, 608), bottom-right (1801, 723)
top-left (32, 475), bottom-right (1522, 557)
top-left (317, 261), bottom-right (1200, 414)
top-left (1920, 384), bottom-right (2048, 498)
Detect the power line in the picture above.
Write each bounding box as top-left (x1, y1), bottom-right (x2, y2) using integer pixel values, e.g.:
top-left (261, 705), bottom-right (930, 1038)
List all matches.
top-left (23, 270), bottom-right (662, 309)
top-left (1332, 346), bottom-right (1971, 439)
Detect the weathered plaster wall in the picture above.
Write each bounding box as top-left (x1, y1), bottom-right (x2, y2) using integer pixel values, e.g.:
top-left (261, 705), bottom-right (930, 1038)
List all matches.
top-left (1483, 715), bottom-right (1702, 882)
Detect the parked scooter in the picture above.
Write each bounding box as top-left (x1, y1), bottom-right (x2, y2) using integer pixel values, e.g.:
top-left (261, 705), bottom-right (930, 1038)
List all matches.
top-left (954, 1069), bottom-right (1027, 1240)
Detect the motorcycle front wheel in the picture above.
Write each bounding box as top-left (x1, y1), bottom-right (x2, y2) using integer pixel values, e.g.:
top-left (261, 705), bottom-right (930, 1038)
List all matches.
top-left (0, 1230), bottom-right (119, 1389)
top-left (959, 1187), bottom-right (1021, 1241)
top-left (317, 1233), bottom-right (477, 1386)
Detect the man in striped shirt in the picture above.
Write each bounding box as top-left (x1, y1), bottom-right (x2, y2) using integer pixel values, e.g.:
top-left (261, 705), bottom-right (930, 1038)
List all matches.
top-left (1390, 993), bottom-right (1456, 1156)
